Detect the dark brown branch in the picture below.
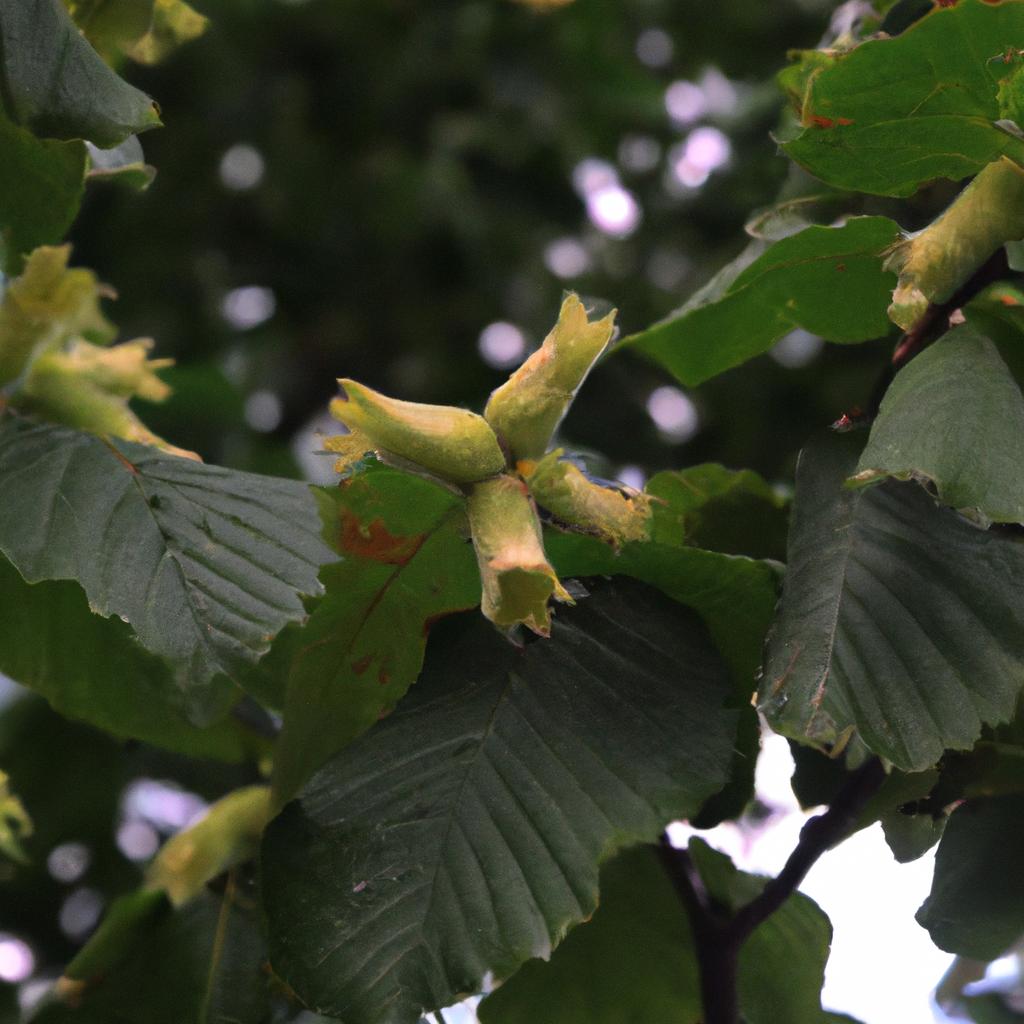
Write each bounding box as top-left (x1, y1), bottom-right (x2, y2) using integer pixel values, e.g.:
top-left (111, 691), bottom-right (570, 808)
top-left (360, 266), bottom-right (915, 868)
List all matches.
top-left (731, 757), bottom-right (885, 940)
top-left (657, 839), bottom-right (739, 1024)
top-left (661, 756), bottom-right (886, 1024)
top-left (867, 247), bottom-right (1011, 416)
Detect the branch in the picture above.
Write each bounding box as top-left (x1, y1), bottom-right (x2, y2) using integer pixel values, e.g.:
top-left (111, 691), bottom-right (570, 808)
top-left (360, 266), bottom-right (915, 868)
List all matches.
top-left (657, 839), bottom-right (739, 1024)
top-left (661, 756), bottom-right (886, 1023)
top-left (731, 757), bottom-right (885, 940)
top-left (868, 247), bottom-right (1010, 416)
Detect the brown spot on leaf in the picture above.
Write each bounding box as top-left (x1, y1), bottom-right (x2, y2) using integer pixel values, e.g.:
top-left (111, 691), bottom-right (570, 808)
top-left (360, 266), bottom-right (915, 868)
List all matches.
top-left (339, 510), bottom-right (422, 564)
top-left (999, 293), bottom-right (1020, 306)
top-left (807, 115), bottom-right (854, 129)
top-left (836, 263), bottom-right (847, 272)
top-left (351, 653), bottom-right (373, 675)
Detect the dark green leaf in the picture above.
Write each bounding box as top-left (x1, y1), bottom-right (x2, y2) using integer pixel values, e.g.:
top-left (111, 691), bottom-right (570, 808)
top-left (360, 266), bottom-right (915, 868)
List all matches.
top-left (853, 325), bottom-right (1024, 524)
top-left (271, 465), bottom-right (480, 805)
top-left (964, 993), bottom-right (1024, 1024)
top-left (625, 218), bottom-right (899, 387)
top-left (34, 880), bottom-right (273, 1024)
top-left (646, 463), bottom-right (789, 560)
top-left (0, 555), bottom-right (264, 760)
top-left (478, 846), bottom-right (703, 1024)
top-left (760, 430), bottom-right (1024, 771)
top-left (917, 794), bottom-right (1024, 960)
top-left (545, 528), bottom-right (779, 688)
top-left (789, 745), bottom-right (943, 860)
top-left (0, 418), bottom-right (334, 720)
top-left (782, 0), bottom-right (1024, 196)
top-left (261, 580), bottom-right (738, 1024)
top-left (0, 115), bottom-right (86, 275)
top-left (480, 842), bottom-right (851, 1024)
top-left (689, 840), bottom-right (860, 1024)
top-left (0, 0), bottom-right (161, 147)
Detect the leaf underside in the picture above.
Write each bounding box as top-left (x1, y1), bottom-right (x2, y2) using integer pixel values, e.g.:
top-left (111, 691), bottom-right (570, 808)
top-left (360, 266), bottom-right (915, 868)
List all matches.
top-left (854, 325), bottom-right (1024, 525)
top-left (625, 218), bottom-right (899, 387)
top-left (760, 431), bottom-right (1024, 772)
top-left (0, 418), bottom-right (333, 720)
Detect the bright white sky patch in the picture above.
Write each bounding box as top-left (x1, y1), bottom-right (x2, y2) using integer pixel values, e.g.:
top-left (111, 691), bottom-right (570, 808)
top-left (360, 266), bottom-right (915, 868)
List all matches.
top-left (646, 385), bottom-right (699, 441)
top-left (47, 842), bottom-right (90, 884)
top-left (586, 186), bottom-right (642, 238)
top-left (0, 936), bottom-right (34, 984)
top-left (544, 237), bottom-right (591, 279)
top-left (665, 80), bottom-right (707, 127)
top-left (221, 286), bottom-right (276, 330)
top-left (478, 322), bottom-right (527, 368)
top-left (616, 464), bottom-right (647, 491)
top-left (219, 144), bottom-right (265, 191)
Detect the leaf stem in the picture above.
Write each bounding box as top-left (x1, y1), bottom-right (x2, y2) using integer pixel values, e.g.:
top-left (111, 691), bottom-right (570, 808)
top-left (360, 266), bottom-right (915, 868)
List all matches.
top-left (870, 247), bottom-right (1010, 413)
top-left (661, 756), bottom-right (886, 1023)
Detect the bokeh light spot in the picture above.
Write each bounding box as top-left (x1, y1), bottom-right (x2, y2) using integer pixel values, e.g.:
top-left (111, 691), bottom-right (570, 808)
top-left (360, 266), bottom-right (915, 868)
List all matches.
top-left (646, 385), bottom-right (699, 441)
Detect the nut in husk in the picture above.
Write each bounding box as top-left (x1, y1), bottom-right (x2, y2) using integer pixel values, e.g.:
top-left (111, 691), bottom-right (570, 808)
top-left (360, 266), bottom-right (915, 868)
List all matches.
top-left (524, 449), bottom-right (653, 547)
top-left (886, 157), bottom-right (1024, 331)
top-left (467, 474), bottom-right (571, 636)
top-left (327, 378), bottom-right (506, 484)
top-left (484, 293), bottom-right (616, 460)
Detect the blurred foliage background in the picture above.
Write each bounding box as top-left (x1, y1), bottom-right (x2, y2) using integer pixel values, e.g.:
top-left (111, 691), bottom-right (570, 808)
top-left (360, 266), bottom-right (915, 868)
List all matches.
top-left (0, 0), bottom-right (929, 1013)
top-left (67, 0), bottom-right (889, 483)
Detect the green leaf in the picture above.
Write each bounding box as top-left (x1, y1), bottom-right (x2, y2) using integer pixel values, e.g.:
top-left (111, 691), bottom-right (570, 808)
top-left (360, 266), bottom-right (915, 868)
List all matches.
top-left (478, 846), bottom-right (703, 1024)
top-left (35, 882), bottom-right (274, 1024)
top-left (86, 135), bottom-right (155, 189)
top-left (0, 0), bottom-right (161, 148)
top-left (271, 465), bottom-right (480, 805)
top-left (689, 840), bottom-right (860, 1024)
top-left (0, 418), bottom-right (334, 719)
top-left (781, 0), bottom-right (1024, 196)
top-left (789, 745), bottom-right (944, 861)
top-left (853, 325), bottom-right (1024, 525)
top-left (917, 794), bottom-right (1024, 960)
top-left (624, 218), bottom-right (899, 387)
top-left (646, 463), bottom-right (789, 561)
top-left (480, 842), bottom-right (851, 1024)
top-left (261, 580), bottom-right (738, 1024)
top-left (760, 430), bottom-right (1024, 772)
top-left (0, 555), bottom-right (264, 760)
top-left (0, 116), bottom-right (86, 276)
top-left (544, 529), bottom-right (779, 689)
top-left (964, 993), bottom-right (1024, 1024)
